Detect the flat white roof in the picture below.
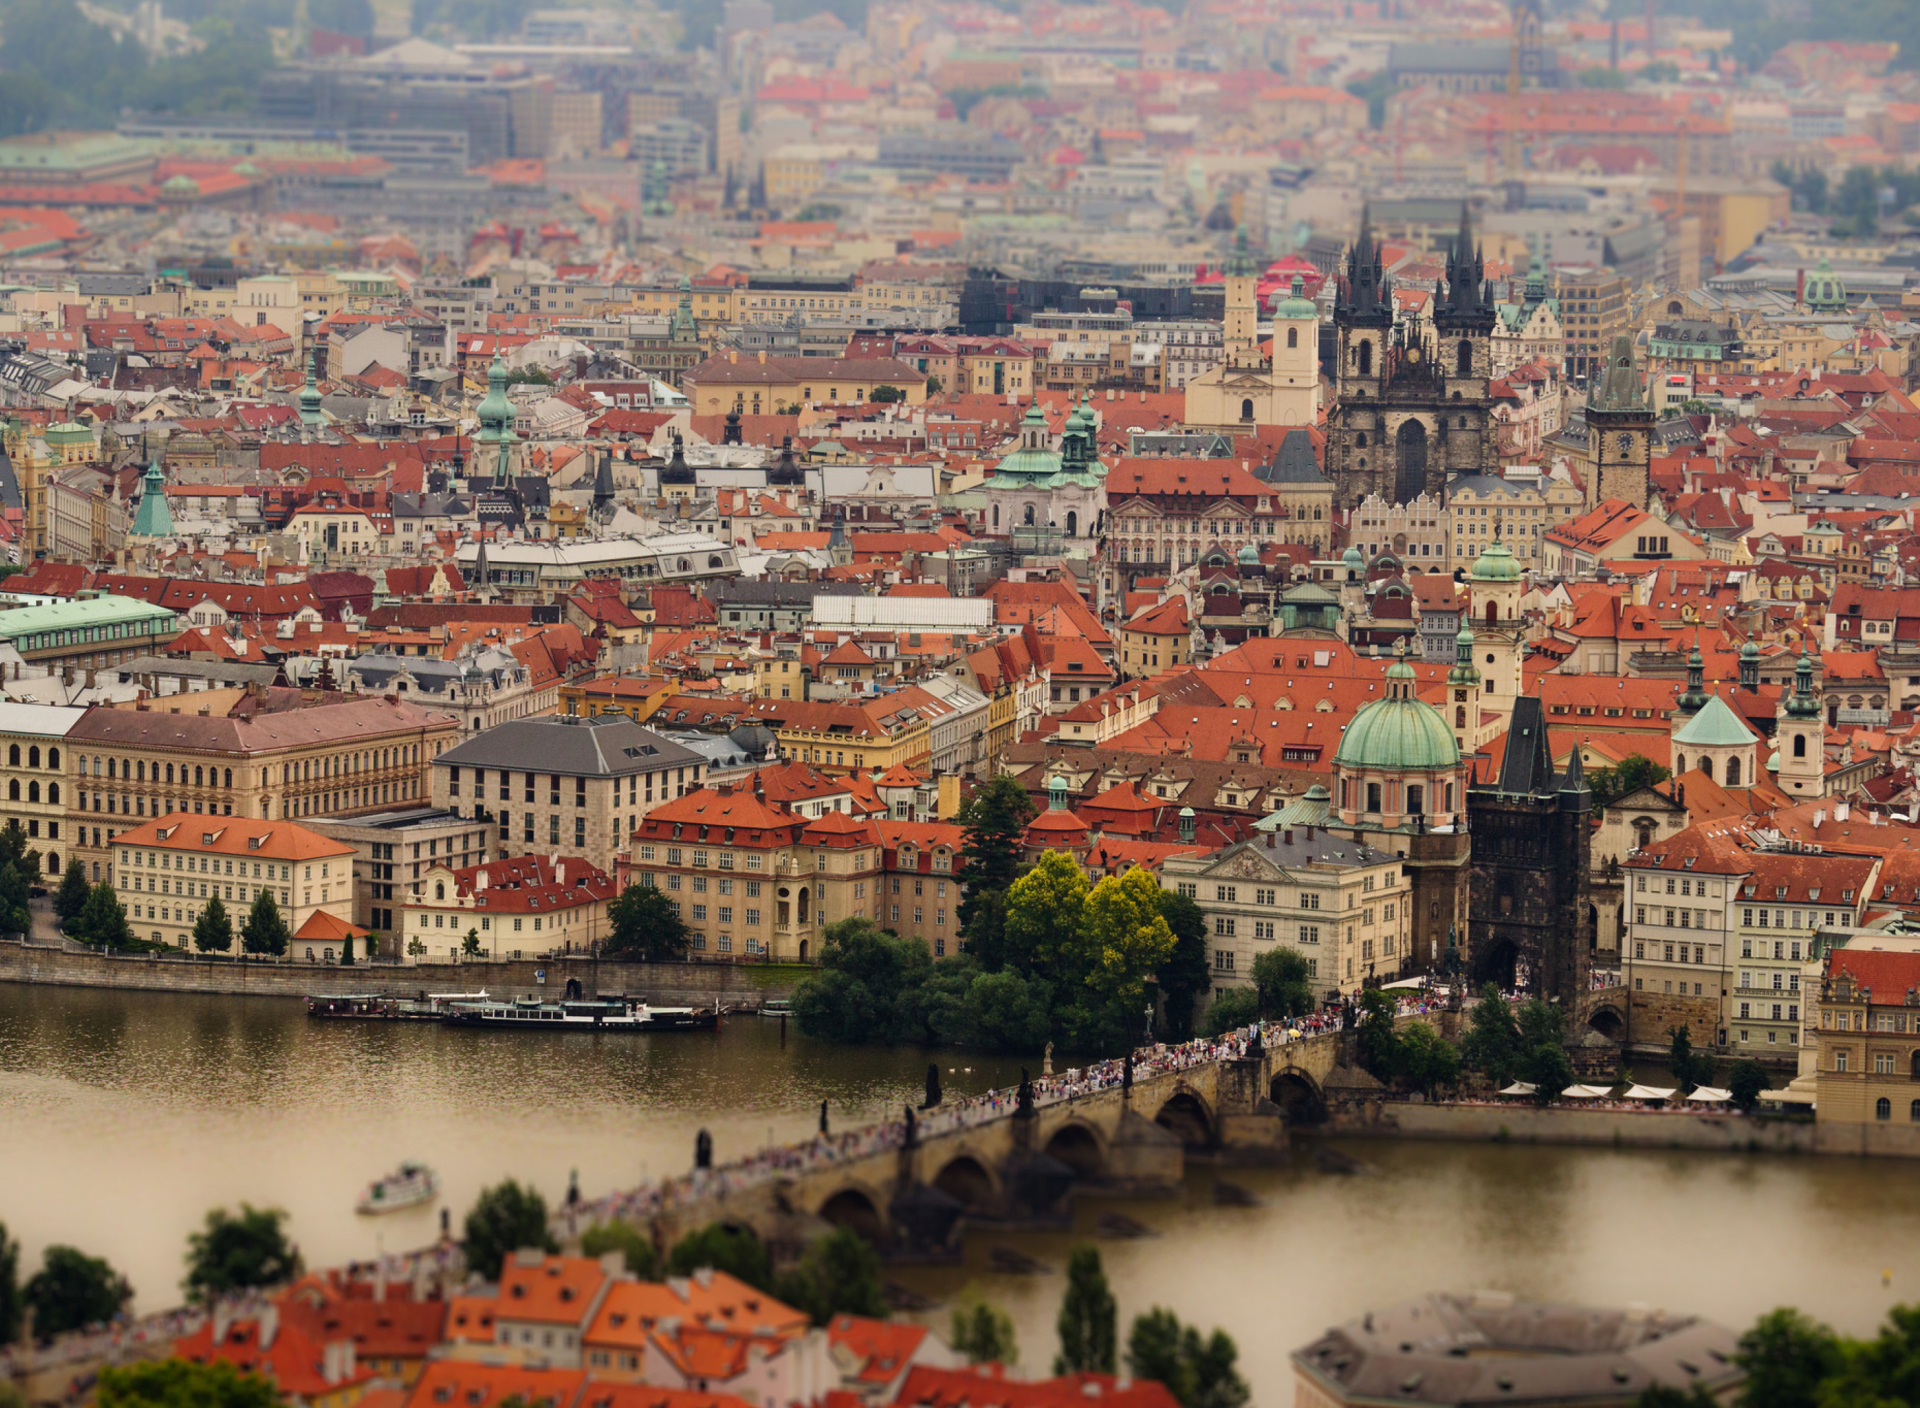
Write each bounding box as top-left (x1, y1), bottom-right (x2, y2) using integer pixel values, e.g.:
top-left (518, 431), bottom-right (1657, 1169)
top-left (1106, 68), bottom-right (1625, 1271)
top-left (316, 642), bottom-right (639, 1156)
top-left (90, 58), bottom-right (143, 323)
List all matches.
top-left (0, 702), bottom-right (89, 736)
top-left (811, 596), bottom-right (994, 630)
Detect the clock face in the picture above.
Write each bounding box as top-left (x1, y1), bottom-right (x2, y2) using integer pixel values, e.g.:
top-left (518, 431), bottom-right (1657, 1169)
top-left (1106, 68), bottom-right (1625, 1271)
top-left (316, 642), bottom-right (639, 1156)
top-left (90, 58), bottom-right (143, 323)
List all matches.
top-left (1407, 345), bottom-right (1422, 363)
top-left (1616, 433), bottom-right (1634, 455)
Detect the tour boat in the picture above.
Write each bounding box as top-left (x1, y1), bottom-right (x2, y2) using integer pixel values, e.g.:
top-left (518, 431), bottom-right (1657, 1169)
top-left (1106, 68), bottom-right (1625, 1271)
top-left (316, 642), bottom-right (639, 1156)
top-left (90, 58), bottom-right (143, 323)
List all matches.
top-left (308, 991), bottom-right (489, 1021)
top-left (441, 996), bottom-right (719, 1032)
top-left (356, 1162), bottom-right (438, 1215)
top-left (758, 998), bottom-right (793, 1018)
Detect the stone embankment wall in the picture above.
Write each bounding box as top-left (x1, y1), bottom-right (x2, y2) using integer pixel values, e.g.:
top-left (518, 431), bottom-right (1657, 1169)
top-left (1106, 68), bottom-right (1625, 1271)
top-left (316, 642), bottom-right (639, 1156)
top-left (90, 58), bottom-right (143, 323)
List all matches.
top-left (0, 938), bottom-right (807, 1007)
top-left (1321, 1100), bottom-right (1920, 1161)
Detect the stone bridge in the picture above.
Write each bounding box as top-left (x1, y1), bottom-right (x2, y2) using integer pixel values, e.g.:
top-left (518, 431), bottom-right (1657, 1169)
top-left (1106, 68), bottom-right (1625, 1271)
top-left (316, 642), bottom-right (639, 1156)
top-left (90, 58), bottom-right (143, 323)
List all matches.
top-left (629, 1031), bottom-right (1347, 1258)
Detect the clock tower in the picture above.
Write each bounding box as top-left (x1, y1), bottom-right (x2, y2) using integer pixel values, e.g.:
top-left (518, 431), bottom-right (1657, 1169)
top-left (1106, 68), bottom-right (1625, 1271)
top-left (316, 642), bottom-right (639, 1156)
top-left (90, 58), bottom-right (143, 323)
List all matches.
top-left (1585, 333), bottom-right (1652, 511)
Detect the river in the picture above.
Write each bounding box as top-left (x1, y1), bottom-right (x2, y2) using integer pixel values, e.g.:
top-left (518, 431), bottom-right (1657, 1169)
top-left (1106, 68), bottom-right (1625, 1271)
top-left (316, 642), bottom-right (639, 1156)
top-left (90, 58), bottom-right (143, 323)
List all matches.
top-left (3, 984), bottom-right (1917, 1396)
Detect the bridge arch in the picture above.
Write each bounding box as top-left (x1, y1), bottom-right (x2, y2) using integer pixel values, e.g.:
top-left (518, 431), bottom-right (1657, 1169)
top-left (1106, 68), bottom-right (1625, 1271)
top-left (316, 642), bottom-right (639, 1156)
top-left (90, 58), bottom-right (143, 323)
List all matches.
top-left (1043, 1121), bottom-right (1107, 1177)
top-left (1586, 1004), bottom-right (1625, 1041)
top-left (1154, 1087), bottom-right (1219, 1148)
top-left (932, 1154), bottom-right (999, 1210)
top-left (816, 1185), bottom-right (889, 1245)
top-left (1270, 1068), bottom-right (1326, 1125)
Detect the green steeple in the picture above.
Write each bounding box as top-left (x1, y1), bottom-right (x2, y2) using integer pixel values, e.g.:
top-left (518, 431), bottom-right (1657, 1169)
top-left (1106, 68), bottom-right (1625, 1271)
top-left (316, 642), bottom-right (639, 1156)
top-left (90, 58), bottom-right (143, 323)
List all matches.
top-left (1448, 623), bottom-right (1480, 688)
top-left (130, 461), bottom-right (173, 538)
top-left (669, 275), bottom-right (699, 342)
top-left (297, 359), bottom-right (324, 428)
top-left (1675, 635), bottom-right (1709, 713)
top-left (473, 352), bottom-right (518, 485)
top-left (1469, 534), bottom-right (1523, 583)
top-left (1786, 651), bottom-right (1821, 717)
top-left (1224, 225), bottom-right (1256, 279)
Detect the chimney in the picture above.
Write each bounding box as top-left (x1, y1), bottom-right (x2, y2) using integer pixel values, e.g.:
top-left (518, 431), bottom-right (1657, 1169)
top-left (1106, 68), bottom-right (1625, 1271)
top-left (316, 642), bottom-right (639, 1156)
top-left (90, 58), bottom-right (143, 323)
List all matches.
top-left (1283, 828), bottom-right (1293, 845)
top-left (257, 1303), bottom-right (280, 1351)
top-left (1267, 830), bottom-right (1277, 848)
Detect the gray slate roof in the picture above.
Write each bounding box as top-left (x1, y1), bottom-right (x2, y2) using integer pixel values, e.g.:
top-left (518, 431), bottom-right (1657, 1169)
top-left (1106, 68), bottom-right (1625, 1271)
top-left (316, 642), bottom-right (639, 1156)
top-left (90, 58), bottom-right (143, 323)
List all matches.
top-left (435, 715), bottom-right (703, 777)
top-left (1259, 428), bottom-right (1328, 486)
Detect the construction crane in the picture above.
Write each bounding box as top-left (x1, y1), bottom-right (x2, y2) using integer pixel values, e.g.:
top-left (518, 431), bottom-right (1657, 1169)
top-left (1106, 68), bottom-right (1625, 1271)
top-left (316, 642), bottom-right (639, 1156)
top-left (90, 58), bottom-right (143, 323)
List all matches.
top-left (1504, 2), bottom-right (1522, 181)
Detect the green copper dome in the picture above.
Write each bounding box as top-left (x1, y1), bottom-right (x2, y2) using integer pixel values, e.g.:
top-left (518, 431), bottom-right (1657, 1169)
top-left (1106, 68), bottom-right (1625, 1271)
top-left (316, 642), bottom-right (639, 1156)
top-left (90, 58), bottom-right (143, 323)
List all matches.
top-left (1237, 543), bottom-right (1260, 565)
top-left (474, 353), bottom-right (517, 442)
top-left (1469, 536), bottom-right (1523, 582)
top-left (1269, 272), bottom-right (1318, 320)
top-left (1671, 693), bottom-right (1756, 748)
top-left (1740, 641), bottom-right (1760, 660)
top-left (1336, 656), bottom-right (1460, 773)
top-left (1342, 544), bottom-right (1365, 571)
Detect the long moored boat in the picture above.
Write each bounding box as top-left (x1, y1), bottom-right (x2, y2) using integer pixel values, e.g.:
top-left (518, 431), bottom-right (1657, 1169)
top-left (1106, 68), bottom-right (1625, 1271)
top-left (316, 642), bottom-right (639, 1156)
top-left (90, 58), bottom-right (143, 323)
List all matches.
top-left (442, 996), bottom-right (718, 1032)
top-left (307, 991), bottom-right (490, 1021)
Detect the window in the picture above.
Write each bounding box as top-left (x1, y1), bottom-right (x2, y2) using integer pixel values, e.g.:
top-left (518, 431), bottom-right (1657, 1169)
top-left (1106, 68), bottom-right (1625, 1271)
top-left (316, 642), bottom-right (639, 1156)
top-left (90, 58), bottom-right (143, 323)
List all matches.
top-left (1213, 949), bottom-right (1234, 971)
top-left (1215, 884), bottom-right (1236, 902)
top-left (1213, 917), bottom-right (1236, 937)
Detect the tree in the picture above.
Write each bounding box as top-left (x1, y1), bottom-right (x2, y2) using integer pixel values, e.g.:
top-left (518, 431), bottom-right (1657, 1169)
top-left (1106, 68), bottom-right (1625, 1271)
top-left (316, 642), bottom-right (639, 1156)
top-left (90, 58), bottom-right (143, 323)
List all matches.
top-left (952, 1287), bottom-right (1018, 1364)
top-left (1820, 1303), bottom-right (1920, 1405)
top-left (1735, 1308), bottom-right (1842, 1408)
top-left (504, 366), bottom-right (553, 386)
top-left (793, 919), bottom-right (937, 1045)
top-left (0, 1220), bottom-right (20, 1345)
top-left (955, 776), bottom-right (1035, 926)
top-left (580, 1221), bottom-right (657, 1278)
top-left (184, 1205), bottom-right (299, 1303)
top-left (1155, 890), bottom-right (1210, 1040)
top-left (606, 883), bottom-right (691, 961)
top-left (54, 858), bottom-right (89, 929)
top-left (1355, 989), bottom-right (1402, 1081)
top-left (461, 928), bottom-right (483, 959)
top-left (666, 1223), bottom-right (774, 1293)
top-left (1460, 985), bottom-right (1521, 1082)
top-left (776, 1227), bottom-right (888, 1326)
top-left (25, 1245), bottom-right (132, 1335)
top-left (461, 1180), bottom-right (557, 1282)
top-left (97, 1360), bottom-right (283, 1408)
top-left (1055, 1245), bottom-right (1116, 1375)
top-left (1729, 1059), bottom-right (1770, 1113)
top-left (1515, 1000), bottom-right (1572, 1103)
top-left (193, 895), bottom-right (234, 954)
top-left (1200, 988), bottom-right (1259, 1037)
top-left (869, 385), bottom-right (905, 403)
top-left (1004, 850), bottom-right (1090, 978)
top-left (339, 934), bottom-right (355, 966)
top-left (241, 888), bottom-right (289, 957)
top-left (78, 882), bottom-right (134, 950)
top-left (1081, 868), bottom-right (1176, 1024)
top-left (925, 375), bottom-right (944, 396)
top-left (1126, 1308), bottom-right (1250, 1408)
top-left (1249, 947), bottom-right (1314, 1021)
top-left (1397, 1022), bottom-right (1461, 1098)
top-left (1667, 1026), bottom-right (1714, 1092)
top-left (955, 967), bottom-right (1052, 1052)
top-left (0, 823), bottom-right (37, 934)
top-left (1588, 753), bottom-right (1670, 809)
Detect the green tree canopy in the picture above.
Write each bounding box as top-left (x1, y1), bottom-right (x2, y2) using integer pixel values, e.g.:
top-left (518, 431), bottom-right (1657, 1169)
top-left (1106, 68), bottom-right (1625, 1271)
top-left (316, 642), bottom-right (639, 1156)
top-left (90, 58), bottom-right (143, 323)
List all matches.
top-left (793, 918), bottom-right (938, 1045)
top-left (0, 823), bottom-right (37, 934)
top-left (1728, 1059), bottom-right (1770, 1113)
top-left (579, 1221), bottom-right (657, 1279)
top-left (1154, 890), bottom-right (1210, 1040)
top-left (1055, 1245), bottom-right (1117, 1375)
top-left (1355, 989), bottom-right (1402, 1081)
top-left (193, 895), bottom-right (234, 954)
top-left (1126, 1308), bottom-right (1251, 1408)
top-left (54, 858), bottom-right (90, 929)
top-left (78, 882), bottom-right (134, 950)
top-left (1734, 1307), bottom-right (1843, 1408)
top-left (775, 1227), bottom-right (888, 1326)
top-left (1200, 988), bottom-right (1260, 1037)
top-left (1397, 1022), bottom-right (1461, 1098)
top-left (26, 1245), bottom-right (132, 1335)
top-left (955, 776), bottom-right (1035, 921)
top-left (0, 1220), bottom-right (20, 1345)
top-left (184, 1205), bottom-right (298, 1303)
top-left (952, 1287), bottom-right (1018, 1365)
top-left (1461, 985), bottom-right (1521, 1082)
top-left (1589, 754), bottom-right (1670, 809)
top-left (462, 1180), bottom-right (556, 1282)
top-left (1667, 1025), bottom-right (1715, 1092)
top-left (666, 1223), bottom-right (774, 1293)
top-left (1081, 867), bottom-right (1175, 1019)
top-left (97, 1360), bottom-right (283, 1408)
top-left (605, 883), bottom-right (692, 961)
top-left (240, 888), bottom-right (290, 957)
top-left (1004, 850), bottom-right (1090, 978)
top-left (1249, 947), bottom-right (1315, 1021)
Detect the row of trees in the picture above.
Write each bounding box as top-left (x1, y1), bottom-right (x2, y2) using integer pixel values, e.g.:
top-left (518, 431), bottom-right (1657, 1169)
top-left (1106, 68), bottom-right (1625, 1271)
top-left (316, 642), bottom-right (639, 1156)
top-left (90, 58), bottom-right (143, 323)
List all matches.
top-left (1055, 1246), bottom-right (1248, 1408)
top-left (0, 1206), bottom-right (294, 1345)
top-left (792, 778), bottom-right (1221, 1055)
top-left (53, 856), bottom-right (295, 956)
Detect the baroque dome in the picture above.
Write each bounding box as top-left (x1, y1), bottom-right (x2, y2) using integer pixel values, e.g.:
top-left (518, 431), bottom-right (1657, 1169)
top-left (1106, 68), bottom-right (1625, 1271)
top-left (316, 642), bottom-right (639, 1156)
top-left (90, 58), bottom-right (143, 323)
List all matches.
top-left (1335, 656), bottom-right (1461, 772)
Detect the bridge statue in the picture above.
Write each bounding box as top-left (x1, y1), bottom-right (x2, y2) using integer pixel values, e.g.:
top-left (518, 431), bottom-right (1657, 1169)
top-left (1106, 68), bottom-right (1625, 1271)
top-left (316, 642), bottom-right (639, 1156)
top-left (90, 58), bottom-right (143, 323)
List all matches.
top-left (1016, 1068), bottom-right (1035, 1116)
top-left (694, 1128), bottom-right (712, 1170)
top-left (819, 1101), bottom-right (830, 1136)
top-left (923, 1063), bottom-right (942, 1109)
top-left (1122, 1049), bottom-right (1133, 1092)
top-left (903, 1105), bottom-right (918, 1149)
top-left (1043, 1042), bottom-right (1054, 1076)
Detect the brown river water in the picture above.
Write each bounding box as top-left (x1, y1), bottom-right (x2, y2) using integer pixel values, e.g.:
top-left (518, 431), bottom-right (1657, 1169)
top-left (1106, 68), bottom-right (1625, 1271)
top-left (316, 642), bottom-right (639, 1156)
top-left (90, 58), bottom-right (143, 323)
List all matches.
top-left (2, 983), bottom-right (1916, 1396)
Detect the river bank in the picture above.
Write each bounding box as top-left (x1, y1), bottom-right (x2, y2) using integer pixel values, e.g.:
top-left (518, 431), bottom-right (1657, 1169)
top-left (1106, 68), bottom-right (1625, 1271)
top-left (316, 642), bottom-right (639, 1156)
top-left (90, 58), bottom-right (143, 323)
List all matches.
top-left (0, 935), bottom-right (807, 1007)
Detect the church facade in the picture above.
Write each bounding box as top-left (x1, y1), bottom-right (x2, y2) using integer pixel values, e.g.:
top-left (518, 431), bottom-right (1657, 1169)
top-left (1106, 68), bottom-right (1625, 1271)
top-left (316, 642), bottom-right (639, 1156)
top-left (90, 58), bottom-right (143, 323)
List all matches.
top-left (1324, 210), bottom-right (1499, 510)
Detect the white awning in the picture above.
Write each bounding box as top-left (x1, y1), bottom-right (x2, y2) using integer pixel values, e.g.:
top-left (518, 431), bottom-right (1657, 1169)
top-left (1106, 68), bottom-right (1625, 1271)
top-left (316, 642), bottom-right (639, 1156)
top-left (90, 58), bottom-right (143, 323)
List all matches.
top-left (1498, 1081), bottom-right (1538, 1096)
top-left (1621, 1084), bottom-right (1679, 1101)
top-left (1686, 1086), bottom-right (1732, 1102)
top-left (1559, 1084), bottom-right (1613, 1099)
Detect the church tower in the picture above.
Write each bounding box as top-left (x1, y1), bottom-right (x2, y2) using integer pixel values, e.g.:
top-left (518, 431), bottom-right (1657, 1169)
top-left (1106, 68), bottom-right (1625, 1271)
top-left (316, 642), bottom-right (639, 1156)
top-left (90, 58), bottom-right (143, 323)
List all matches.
top-left (1775, 651), bottom-right (1826, 796)
top-left (1222, 227), bottom-right (1261, 370)
top-left (1327, 214), bottom-right (1394, 510)
top-left (1585, 333), bottom-right (1653, 511)
top-left (1467, 534), bottom-right (1526, 737)
top-left (1268, 273), bottom-right (1321, 425)
top-left (1448, 623), bottom-right (1480, 756)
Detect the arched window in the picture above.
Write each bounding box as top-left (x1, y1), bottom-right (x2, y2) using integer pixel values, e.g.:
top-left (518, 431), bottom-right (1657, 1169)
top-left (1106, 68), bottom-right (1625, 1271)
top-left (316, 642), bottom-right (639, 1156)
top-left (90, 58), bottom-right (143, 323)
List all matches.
top-left (1356, 432), bottom-right (1368, 449)
top-left (47, 783), bottom-right (58, 805)
top-left (45, 852), bottom-right (57, 874)
top-left (1877, 1097), bottom-right (1892, 1121)
top-left (224, 769), bottom-right (232, 788)
top-left (137, 761), bottom-right (146, 782)
top-left (7, 745), bottom-right (17, 767)
top-left (1726, 757), bottom-right (1741, 786)
top-left (1066, 510), bottom-right (1078, 537)
top-left (1675, 755), bottom-right (1686, 775)
top-left (1485, 601), bottom-right (1498, 625)
top-left (1407, 785), bottom-right (1424, 816)
top-left (1366, 781), bottom-right (1382, 813)
top-left (1455, 705), bottom-right (1466, 728)
top-left (1456, 340), bottom-right (1472, 377)
top-left (992, 504), bottom-right (1000, 528)
top-left (27, 781), bottom-right (38, 804)
top-left (1700, 757), bottom-right (1714, 783)
top-left (195, 767), bottom-right (205, 788)
top-left (26, 747), bottom-right (38, 769)
top-left (1793, 735), bottom-right (1807, 759)
top-left (5, 781), bottom-right (15, 801)
top-left (434, 881), bottom-right (445, 900)
top-left (1240, 398), bottom-right (1255, 421)
top-left (1635, 819), bottom-right (1654, 850)
top-left (47, 748), bottom-right (58, 769)
top-left (1357, 340), bottom-right (1373, 376)
top-left (1286, 327), bottom-right (1298, 349)
top-left (164, 764), bottom-right (174, 784)
top-left (1023, 504), bottom-right (1036, 526)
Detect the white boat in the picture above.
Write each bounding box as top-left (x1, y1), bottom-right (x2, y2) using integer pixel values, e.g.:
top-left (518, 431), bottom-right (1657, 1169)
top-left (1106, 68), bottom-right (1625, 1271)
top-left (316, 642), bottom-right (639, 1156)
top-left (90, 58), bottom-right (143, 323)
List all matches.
top-left (356, 1162), bottom-right (438, 1214)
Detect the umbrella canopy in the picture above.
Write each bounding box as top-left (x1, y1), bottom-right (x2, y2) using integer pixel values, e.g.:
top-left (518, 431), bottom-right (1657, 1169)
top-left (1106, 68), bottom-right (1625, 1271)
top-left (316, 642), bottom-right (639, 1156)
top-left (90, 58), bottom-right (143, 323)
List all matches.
top-left (1497, 1081), bottom-right (1538, 1096)
top-left (1621, 1084), bottom-right (1678, 1101)
top-left (1686, 1086), bottom-right (1732, 1102)
top-left (1559, 1084), bottom-right (1613, 1099)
